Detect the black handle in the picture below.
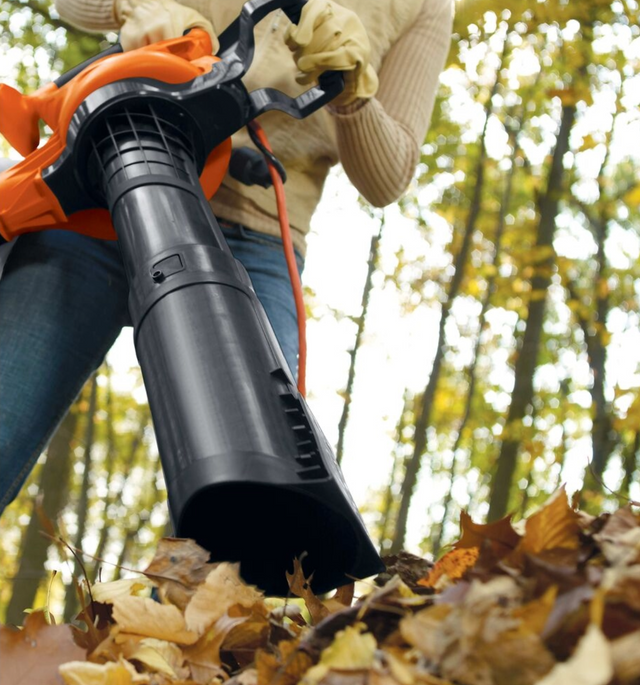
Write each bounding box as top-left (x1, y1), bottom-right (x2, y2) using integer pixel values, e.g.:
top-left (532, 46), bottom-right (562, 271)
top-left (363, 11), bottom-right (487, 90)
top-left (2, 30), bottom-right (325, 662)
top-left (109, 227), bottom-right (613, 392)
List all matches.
top-left (218, 0), bottom-right (308, 58)
top-left (280, 0), bottom-right (306, 24)
top-left (54, 43), bottom-right (123, 88)
top-left (216, 0), bottom-right (344, 114)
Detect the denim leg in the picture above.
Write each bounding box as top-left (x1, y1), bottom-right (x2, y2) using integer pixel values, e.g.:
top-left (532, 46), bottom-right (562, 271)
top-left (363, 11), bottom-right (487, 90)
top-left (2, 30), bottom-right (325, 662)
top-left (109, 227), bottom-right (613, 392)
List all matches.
top-left (0, 231), bottom-right (129, 514)
top-left (220, 225), bottom-right (304, 378)
top-left (0, 224), bottom-right (303, 515)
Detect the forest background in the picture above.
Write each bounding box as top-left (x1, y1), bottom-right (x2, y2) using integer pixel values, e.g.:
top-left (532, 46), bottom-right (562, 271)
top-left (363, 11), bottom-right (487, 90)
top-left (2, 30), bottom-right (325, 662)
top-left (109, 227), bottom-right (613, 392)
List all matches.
top-left (1, 0), bottom-right (638, 626)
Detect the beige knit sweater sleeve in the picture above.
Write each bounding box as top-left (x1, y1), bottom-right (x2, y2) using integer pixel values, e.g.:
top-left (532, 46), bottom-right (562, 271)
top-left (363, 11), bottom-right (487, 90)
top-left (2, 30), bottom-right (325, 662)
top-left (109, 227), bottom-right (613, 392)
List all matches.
top-left (329, 0), bottom-right (452, 207)
top-left (53, 0), bottom-right (221, 31)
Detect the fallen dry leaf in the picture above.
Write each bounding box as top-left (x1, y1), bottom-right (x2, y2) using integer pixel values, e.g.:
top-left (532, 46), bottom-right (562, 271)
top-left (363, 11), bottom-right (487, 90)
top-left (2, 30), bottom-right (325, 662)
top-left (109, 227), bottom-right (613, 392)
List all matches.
top-left (286, 558), bottom-right (329, 624)
top-left (402, 577), bottom-right (555, 685)
top-left (301, 624), bottom-right (376, 685)
top-left (456, 511), bottom-right (521, 558)
top-left (512, 586), bottom-right (558, 635)
top-left (594, 510), bottom-right (640, 567)
top-left (143, 538), bottom-right (213, 610)
top-left (377, 552), bottom-right (434, 591)
top-left (610, 630), bottom-right (640, 683)
top-left (418, 547), bottom-right (480, 590)
top-left (182, 612), bottom-right (248, 681)
top-left (515, 488), bottom-right (581, 558)
top-left (21, 492), bottom-right (640, 685)
top-left (256, 638), bottom-right (314, 685)
top-left (123, 637), bottom-right (185, 678)
top-left (92, 578), bottom-right (153, 605)
top-left (601, 565), bottom-right (640, 613)
top-left (0, 610), bottom-right (86, 685)
top-left (59, 656), bottom-right (149, 684)
top-left (184, 563), bottom-right (264, 635)
top-left (534, 623), bottom-right (613, 685)
top-left (111, 596), bottom-right (199, 644)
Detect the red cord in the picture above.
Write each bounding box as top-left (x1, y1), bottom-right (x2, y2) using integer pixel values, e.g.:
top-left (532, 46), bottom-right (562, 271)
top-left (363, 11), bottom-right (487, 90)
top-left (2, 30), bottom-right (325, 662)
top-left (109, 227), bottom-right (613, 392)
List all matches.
top-left (248, 121), bottom-right (307, 397)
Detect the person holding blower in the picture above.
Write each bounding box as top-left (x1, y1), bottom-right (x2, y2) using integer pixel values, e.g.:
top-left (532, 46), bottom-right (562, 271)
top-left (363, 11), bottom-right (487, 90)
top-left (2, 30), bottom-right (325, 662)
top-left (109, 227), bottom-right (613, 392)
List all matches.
top-left (0, 0), bottom-right (452, 513)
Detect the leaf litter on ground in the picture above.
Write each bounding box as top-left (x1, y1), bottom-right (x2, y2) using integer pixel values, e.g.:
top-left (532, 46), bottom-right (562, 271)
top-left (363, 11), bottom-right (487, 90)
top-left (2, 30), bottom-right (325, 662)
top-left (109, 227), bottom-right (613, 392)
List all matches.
top-left (2, 487), bottom-right (640, 685)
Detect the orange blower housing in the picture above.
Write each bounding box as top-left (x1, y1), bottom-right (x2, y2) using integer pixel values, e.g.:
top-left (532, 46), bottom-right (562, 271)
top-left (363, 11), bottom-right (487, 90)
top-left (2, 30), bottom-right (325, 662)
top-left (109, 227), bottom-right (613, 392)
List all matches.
top-left (0, 30), bottom-right (230, 242)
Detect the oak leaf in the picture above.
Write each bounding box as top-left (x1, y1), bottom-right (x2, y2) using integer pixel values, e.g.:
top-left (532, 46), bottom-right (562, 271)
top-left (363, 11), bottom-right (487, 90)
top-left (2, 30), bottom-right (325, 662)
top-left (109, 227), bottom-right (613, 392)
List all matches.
top-left (286, 558), bottom-right (329, 624)
top-left (0, 610), bottom-right (85, 685)
top-left (143, 538), bottom-right (213, 610)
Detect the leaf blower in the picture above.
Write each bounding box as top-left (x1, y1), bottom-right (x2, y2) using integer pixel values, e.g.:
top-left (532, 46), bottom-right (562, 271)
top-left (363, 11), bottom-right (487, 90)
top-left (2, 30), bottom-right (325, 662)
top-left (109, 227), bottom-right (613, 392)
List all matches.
top-left (0, 0), bottom-right (384, 594)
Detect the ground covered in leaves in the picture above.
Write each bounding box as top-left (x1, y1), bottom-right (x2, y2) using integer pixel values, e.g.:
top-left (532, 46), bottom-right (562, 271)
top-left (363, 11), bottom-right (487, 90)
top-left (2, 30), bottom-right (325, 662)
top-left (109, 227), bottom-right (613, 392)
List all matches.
top-left (2, 489), bottom-right (640, 685)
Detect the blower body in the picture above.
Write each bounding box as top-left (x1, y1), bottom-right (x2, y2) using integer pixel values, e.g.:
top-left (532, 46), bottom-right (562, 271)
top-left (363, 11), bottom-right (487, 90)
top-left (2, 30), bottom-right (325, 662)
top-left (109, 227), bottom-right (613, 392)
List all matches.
top-left (0, 0), bottom-right (384, 594)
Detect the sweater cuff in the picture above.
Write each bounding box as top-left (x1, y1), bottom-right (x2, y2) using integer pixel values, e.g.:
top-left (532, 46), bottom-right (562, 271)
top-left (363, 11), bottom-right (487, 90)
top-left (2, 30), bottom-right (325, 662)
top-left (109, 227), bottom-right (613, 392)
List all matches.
top-left (326, 97), bottom-right (370, 117)
top-left (54, 0), bottom-right (120, 32)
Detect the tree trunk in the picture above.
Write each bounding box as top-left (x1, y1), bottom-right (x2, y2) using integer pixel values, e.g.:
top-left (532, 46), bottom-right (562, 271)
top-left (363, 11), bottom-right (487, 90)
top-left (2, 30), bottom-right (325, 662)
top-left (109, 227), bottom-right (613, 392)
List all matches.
top-left (91, 406), bottom-right (149, 582)
top-left (63, 373), bottom-right (99, 623)
top-left (621, 431), bottom-right (639, 500)
top-left (389, 56), bottom-right (503, 554)
top-left (336, 218), bottom-right (384, 465)
top-left (431, 123), bottom-right (520, 556)
top-left (377, 391), bottom-right (413, 554)
top-left (5, 408), bottom-right (80, 626)
top-left (488, 105), bottom-right (576, 521)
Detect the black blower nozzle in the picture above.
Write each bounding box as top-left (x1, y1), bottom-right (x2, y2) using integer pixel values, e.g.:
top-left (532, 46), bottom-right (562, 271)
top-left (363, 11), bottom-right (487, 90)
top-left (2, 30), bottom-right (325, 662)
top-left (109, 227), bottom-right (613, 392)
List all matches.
top-left (89, 103), bottom-right (384, 595)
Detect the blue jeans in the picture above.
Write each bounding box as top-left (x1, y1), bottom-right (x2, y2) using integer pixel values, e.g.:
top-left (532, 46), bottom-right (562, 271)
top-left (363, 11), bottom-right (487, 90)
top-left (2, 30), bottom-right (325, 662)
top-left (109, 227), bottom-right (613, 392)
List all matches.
top-left (0, 223), bottom-right (303, 515)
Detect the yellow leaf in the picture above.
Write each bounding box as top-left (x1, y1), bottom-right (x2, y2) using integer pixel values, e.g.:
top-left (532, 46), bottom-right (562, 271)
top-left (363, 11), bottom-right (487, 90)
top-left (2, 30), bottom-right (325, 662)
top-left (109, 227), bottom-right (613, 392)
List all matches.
top-left (624, 185), bottom-right (640, 207)
top-left (513, 586), bottom-right (558, 635)
top-left (184, 563), bottom-right (264, 635)
top-left (59, 657), bottom-right (148, 685)
top-left (124, 638), bottom-right (182, 677)
top-left (302, 624), bottom-right (376, 685)
top-left (579, 134), bottom-right (598, 151)
top-left (111, 597), bottom-right (198, 645)
top-left (92, 578), bottom-right (153, 605)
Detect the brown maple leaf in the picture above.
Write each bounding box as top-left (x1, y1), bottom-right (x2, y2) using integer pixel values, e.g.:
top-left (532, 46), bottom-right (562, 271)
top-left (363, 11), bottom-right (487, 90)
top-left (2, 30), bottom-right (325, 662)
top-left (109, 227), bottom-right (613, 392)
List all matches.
top-left (455, 511), bottom-right (522, 558)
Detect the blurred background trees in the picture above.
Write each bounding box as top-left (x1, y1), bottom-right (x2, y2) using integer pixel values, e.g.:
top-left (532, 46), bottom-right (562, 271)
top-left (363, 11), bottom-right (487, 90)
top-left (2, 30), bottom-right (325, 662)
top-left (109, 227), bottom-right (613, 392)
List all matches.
top-left (2, 0), bottom-right (640, 622)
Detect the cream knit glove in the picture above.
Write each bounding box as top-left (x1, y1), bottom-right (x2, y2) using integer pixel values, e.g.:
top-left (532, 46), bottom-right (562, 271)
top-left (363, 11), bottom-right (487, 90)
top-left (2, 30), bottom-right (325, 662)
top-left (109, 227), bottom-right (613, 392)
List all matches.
top-left (115, 0), bottom-right (218, 52)
top-left (284, 0), bottom-right (378, 107)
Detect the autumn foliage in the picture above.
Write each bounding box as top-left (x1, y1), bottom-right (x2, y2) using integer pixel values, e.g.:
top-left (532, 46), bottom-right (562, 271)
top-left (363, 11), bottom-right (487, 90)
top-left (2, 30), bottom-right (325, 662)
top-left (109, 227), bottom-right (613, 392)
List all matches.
top-left (1, 489), bottom-right (640, 685)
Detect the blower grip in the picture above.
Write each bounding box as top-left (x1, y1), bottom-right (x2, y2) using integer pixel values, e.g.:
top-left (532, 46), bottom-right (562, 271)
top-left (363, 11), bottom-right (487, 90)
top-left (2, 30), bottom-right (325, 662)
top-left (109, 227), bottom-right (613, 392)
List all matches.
top-left (280, 0), bottom-right (306, 24)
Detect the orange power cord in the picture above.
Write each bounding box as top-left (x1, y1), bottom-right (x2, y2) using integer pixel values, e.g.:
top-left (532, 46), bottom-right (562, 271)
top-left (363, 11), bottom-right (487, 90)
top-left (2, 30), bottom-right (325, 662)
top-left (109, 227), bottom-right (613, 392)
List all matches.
top-left (248, 121), bottom-right (307, 397)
